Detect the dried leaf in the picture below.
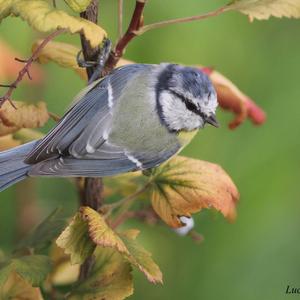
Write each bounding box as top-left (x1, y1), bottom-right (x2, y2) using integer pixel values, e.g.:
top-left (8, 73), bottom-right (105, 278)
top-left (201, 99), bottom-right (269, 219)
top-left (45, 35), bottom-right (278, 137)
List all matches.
top-left (0, 134), bottom-right (21, 151)
top-left (0, 101), bottom-right (49, 136)
top-left (1, 272), bottom-right (44, 300)
top-left (120, 230), bottom-right (163, 284)
top-left (0, 255), bottom-right (52, 288)
top-left (80, 207), bottom-right (129, 254)
top-left (32, 40), bottom-right (87, 80)
top-left (64, 0), bottom-right (92, 13)
top-left (0, 38), bottom-right (43, 83)
top-left (56, 213), bottom-right (95, 265)
top-left (201, 67), bottom-right (266, 129)
top-left (0, 0), bottom-right (106, 48)
top-left (226, 0), bottom-right (300, 21)
top-left (69, 247), bottom-right (133, 300)
top-left (150, 156), bottom-right (239, 228)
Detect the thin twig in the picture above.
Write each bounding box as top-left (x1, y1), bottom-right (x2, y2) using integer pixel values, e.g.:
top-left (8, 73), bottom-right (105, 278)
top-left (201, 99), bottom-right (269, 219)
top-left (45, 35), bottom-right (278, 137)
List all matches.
top-left (134, 5), bottom-right (227, 35)
top-left (48, 111), bottom-right (61, 122)
top-left (110, 181), bottom-right (152, 228)
top-left (0, 28), bottom-right (67, 109)
top-left (118, 0), bottom-right (124, 39)
top-left (105, 0), bottom-right (146, 71)
top-left (111, 208), bottom-right (159, 229)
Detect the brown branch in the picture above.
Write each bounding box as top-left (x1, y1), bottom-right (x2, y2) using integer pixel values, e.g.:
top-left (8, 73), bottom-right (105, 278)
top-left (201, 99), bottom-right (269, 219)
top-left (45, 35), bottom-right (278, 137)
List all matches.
top-left (104, 0), bottom-right (146, 72)
top-left (78, 0), bottom-right (104, 283)
top-left (0, 29), bottom-right (66, 109)
top-left (80, 0), bottom-right (100, 79)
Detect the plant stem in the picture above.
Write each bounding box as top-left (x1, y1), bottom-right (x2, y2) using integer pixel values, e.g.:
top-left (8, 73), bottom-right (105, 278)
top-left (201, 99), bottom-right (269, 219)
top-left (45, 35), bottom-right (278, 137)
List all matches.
top-left (105, 0), bottom-right (146, 71)
top-left (78, 0), bottom-right (104, 282)
top-left (0, 29), bottom-right (66, 108)
top-left (118, 0), bottom-right (123, 39)
top-left (134, 5), bottom-right (227, 35)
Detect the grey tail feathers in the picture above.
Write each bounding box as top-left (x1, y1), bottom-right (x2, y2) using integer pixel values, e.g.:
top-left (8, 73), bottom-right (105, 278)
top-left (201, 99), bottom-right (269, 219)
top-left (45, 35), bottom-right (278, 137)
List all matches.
top-left (0, 141), bottom-right (37, 192)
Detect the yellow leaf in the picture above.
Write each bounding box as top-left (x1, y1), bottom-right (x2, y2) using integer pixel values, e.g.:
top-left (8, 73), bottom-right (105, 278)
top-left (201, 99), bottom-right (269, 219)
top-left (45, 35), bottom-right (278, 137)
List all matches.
top-left (50, 245), bottom-right (79, 286)
top-left (32, 40), bottom-right (87, 80)
top-left (80, 208), bottom-right (163, 284)
top-left (0, 101), bottom-right (49, 136)
top-left (0, 0), bottom-right (106, 48)
top-left (0, 134), bottom-right (21, 151)
top-left (56, 213), bottom-right (95, 265)
top-left (1, 272), bottom-right (44, 300)
top-left (227, 0), bottom-right (300, 21)
top-left (80, 207), bottom-right (129, 254)
top-left (69, 247), bottom-right (133, 300)
top-left (150, 156), bottom-right (239, 228)
top-left (120, 230), bottom-right (163, 284)
top-left (64, 0), bottom-right (92, 13)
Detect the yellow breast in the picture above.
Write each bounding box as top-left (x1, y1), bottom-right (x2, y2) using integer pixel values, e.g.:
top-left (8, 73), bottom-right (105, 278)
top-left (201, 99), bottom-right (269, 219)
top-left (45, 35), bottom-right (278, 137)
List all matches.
top-left (177, 129), bottom-right (199, 149)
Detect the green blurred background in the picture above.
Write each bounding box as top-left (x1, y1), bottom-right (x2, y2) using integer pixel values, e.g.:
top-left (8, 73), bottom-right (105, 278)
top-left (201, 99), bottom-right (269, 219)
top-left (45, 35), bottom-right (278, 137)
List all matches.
top-left (1, 1), bottom-right (300, 299)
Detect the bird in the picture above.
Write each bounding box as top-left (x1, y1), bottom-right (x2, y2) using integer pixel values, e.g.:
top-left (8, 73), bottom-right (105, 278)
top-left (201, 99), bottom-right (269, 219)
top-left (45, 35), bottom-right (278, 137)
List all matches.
top-left (0, 63), bottom-right (219, 192)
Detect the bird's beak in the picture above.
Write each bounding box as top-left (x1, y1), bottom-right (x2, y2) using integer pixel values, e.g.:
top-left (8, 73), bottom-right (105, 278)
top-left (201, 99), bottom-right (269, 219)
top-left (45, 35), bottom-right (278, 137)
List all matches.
top-left (206, 114), bottom-right (220, 128)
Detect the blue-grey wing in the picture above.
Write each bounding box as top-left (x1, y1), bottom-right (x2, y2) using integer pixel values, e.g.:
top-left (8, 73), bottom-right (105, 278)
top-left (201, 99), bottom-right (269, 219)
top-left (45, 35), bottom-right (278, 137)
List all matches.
top-left (25, 64), bottom-right (149, 163)
top-left (28, 146), bottom-right (179, 177)
top-left (25, 63), bottom-right (181, 177)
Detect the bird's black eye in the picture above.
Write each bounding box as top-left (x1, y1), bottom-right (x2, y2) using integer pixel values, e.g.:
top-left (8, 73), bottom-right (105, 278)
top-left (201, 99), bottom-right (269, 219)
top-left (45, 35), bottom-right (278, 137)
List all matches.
top-left (169, 90), bottom-right (203, 116)
top-left (184, 99), bottom-right (199, 113)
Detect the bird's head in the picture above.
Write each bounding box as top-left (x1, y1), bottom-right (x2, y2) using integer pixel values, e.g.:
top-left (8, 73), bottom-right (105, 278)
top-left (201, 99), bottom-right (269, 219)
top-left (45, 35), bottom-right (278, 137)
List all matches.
top-left (156, 64), bottom-right (218, 132)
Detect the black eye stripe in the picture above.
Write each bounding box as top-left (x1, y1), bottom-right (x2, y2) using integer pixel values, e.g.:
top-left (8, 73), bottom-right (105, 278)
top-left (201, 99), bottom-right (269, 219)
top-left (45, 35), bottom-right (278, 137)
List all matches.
top-left (169, 90), bottom-right (206, 118)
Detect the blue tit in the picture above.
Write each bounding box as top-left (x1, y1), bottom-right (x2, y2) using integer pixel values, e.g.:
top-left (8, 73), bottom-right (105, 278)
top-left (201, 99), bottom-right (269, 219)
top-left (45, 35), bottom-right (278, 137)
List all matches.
top-left (0, 63), bottom-right (218, 191)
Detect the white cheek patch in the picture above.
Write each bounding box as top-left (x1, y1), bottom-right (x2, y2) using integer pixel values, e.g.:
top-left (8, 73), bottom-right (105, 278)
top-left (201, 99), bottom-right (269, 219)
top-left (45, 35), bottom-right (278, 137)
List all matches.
top-left (159, 91), bottom-right (203, 131)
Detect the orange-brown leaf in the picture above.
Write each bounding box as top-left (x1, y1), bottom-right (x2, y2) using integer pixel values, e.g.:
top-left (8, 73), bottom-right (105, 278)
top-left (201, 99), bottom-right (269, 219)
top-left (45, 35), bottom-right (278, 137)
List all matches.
top-left (150, 156), bottom-right (239, 228)
top-left (1, 272), bottom-right (44, 300)
top-left (201, 67), bottom-right (266, 129)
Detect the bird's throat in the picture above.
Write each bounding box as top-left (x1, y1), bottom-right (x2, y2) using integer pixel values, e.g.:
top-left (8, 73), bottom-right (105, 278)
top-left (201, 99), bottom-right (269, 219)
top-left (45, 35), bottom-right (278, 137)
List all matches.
top-left (177, 129), bottom-right (199, 148)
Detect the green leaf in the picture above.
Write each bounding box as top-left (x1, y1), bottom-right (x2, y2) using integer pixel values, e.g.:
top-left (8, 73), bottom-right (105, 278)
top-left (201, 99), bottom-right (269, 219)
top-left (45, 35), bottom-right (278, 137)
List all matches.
top-left (0, 255), bottom-right (52, 288)
top-left (0, 0), bottom-right (106, 48)
top-left (227, 0), bottom-right (300, 21)
top-left (150, 156), bottom-right (239, 227)
top-left (64, 0), bottom-right (92, 13)
top-left (69, 247), bottom-right (133, 300)
top-left (18, 208), bottom-right (67, 252)
top-left (56, 213), bottom-right (95, 265)
top-left (120, 230), bottom-right (163, 284)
